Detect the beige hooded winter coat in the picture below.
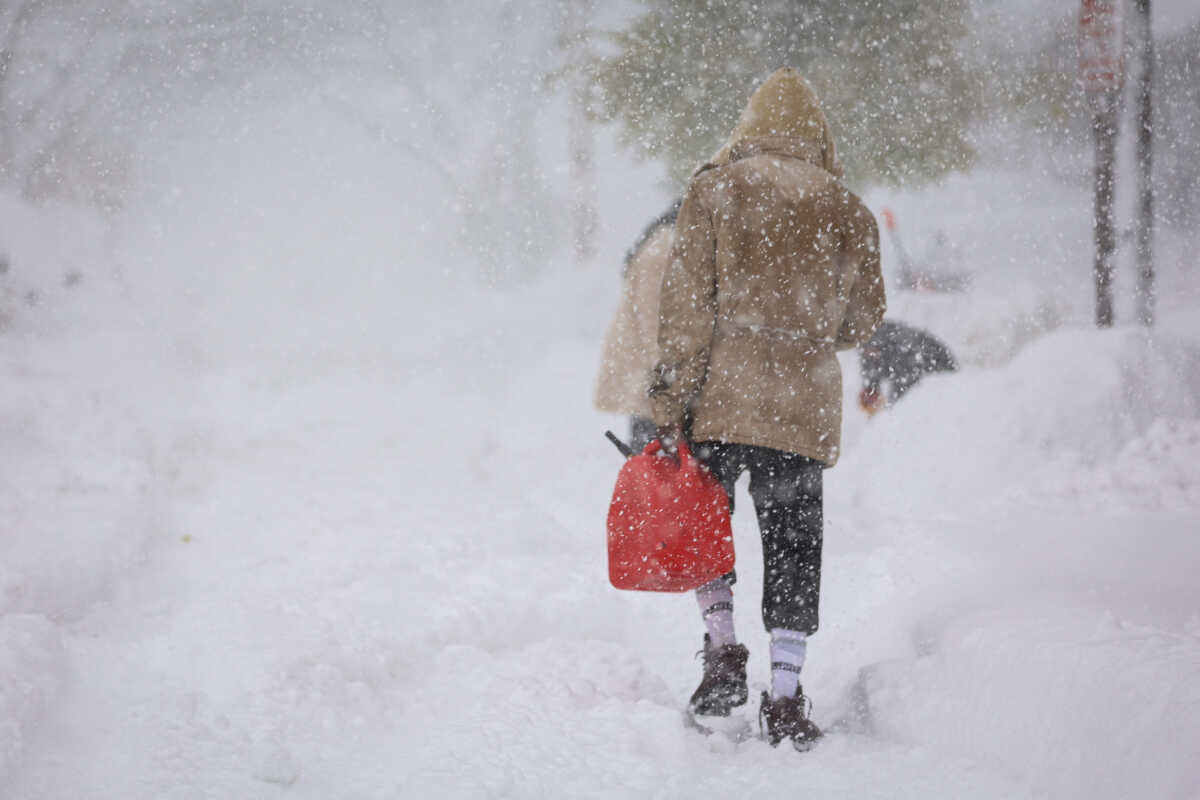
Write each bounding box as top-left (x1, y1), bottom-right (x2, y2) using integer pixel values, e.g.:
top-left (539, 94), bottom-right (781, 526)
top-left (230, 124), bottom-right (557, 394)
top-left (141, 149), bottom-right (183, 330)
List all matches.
top-left (594, 223), bottom-right (675, 418)
top-left (650, 68), bottom-right (886, 466)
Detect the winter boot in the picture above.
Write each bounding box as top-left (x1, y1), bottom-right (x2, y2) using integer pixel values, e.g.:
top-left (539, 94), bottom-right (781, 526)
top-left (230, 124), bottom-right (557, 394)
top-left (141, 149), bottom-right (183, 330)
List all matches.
top-left (759, 689), bottom-right (822, 750)
top-left (688, 634), bottom-right (749, 716)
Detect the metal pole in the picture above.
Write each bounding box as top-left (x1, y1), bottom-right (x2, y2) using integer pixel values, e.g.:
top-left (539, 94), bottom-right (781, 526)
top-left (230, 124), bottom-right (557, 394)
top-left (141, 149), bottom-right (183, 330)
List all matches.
top-left (1093, 99), bottom-right (1118, 328)
top-left (1081, 0), bottom-right (1122, 327)
top-left (1133, 0), bottom-right (1155, 326)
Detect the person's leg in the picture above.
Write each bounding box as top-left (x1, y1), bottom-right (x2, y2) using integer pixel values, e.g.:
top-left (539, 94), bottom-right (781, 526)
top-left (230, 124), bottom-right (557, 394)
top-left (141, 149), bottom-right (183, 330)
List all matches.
top-left (747, 447), bottom-right (824, 745)
top-left (694, 577), bottom-right (736, 647)
top-left (693, 438), bottom-right (741, 577)
top-left (686, 442), bottom-right (749, 715)
top-left (768, 628), bottom-right (808, 699)
top-left (746, 449), bottom-right (823, 696)
top-left (693, 440), bottom-right (739, 510)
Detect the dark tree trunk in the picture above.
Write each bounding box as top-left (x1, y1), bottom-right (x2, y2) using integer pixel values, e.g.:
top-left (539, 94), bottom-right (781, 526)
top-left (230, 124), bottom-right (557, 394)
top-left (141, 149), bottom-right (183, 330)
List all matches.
top-left (1093, 101), bottom-right (1118, 328)
top-left (1134, 0), bottom-right (1155, 326)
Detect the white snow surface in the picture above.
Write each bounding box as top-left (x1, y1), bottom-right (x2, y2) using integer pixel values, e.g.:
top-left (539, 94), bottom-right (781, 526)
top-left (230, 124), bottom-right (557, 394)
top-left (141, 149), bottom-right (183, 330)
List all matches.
top-left (3, 100), bottom-right (1200, 799)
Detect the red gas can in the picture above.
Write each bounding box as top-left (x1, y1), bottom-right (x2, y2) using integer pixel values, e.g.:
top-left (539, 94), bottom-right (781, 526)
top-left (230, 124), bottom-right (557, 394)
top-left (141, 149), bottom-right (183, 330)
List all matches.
top-left (607, 439), bottom-right (734, 592)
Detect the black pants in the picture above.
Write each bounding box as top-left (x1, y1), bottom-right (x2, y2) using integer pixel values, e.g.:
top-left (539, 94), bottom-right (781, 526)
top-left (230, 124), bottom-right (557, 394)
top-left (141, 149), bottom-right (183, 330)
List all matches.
top-left (693, 441), bottom-right (824, 635)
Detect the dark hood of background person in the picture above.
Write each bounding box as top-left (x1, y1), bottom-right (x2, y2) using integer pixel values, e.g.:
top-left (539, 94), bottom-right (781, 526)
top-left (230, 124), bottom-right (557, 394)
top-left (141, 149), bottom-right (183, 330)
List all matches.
top-left (858, 319), bottom-right (957, 413)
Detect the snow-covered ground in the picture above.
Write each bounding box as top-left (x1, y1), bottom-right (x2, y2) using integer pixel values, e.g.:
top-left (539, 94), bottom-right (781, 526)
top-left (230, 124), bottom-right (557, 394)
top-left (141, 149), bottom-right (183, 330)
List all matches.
top-left (3, 93), bottom-right (1200, 798)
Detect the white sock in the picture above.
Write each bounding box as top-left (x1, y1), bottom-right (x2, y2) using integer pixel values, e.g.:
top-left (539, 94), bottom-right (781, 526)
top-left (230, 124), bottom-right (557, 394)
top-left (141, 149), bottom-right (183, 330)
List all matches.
top-left (769, 628), bottom-right (807, 699)
top-left (695, 579), bottom-right (737, 648)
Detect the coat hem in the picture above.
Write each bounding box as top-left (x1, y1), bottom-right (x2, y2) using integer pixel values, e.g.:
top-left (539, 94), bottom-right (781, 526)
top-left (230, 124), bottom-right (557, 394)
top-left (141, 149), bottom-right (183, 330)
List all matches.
top-left (690, 424), bottom-right (837, 467)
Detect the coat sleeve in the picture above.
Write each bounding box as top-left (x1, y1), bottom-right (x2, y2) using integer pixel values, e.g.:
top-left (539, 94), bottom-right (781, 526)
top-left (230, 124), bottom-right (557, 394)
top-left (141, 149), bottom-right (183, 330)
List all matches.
top-left (648, 184), bottom-right (718, 427)
top-left (835, 197), bottom-right (887, 351)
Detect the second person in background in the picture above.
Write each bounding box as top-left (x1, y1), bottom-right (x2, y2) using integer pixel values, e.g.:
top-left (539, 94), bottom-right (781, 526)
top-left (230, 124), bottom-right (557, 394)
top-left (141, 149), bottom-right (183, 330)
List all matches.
top-left (595, 201), bottom-right (681, 452)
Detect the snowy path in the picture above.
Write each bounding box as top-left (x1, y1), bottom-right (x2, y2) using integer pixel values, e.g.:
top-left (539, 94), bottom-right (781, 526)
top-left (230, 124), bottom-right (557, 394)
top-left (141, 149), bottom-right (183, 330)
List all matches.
top-left (6, 274), bottom-right (1200, 799)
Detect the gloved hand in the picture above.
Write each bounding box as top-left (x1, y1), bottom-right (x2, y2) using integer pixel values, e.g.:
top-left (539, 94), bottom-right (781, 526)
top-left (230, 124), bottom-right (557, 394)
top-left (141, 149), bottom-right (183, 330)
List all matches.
top-left (647, 364), bottom-right (676, 399)
top-left (655, 423), bottom-right (683, 457)
top-left (858, 385), bottom-right (884, 417)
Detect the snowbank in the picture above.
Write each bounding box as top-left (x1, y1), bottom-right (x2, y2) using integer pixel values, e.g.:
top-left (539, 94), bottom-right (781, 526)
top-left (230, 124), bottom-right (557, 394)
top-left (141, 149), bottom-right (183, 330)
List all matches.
top-left (0, 615), bottom-right (65, 783)
top-left (837, 323), bottom-right (1200, 517)
top-left (823, 317), bottom-right (1200, 799)
top-left (0, 195), bottom-right (196, 782)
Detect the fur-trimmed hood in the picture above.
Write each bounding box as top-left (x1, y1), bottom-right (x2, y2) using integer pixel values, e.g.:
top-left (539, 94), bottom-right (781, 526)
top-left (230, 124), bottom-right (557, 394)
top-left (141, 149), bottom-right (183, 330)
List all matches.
top-left (704, 67), bottom-right (841, 177)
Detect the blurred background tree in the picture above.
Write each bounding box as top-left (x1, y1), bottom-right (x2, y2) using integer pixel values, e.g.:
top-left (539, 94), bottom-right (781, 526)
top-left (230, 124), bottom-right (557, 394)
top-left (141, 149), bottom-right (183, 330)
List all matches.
top-left (0, 0), bottom-right (370, 212)
top-left (589, 0), bottom-right (978, 190)
top-left (0, 0), bottom-right (567, 282)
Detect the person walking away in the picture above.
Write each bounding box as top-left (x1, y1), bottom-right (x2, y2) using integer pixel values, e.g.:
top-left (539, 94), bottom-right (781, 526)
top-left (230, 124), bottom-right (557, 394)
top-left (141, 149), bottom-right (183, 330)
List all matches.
top-left (649, 67), bottom-right (886, 749)
top-left (595, 201), bottom-right (681, 451)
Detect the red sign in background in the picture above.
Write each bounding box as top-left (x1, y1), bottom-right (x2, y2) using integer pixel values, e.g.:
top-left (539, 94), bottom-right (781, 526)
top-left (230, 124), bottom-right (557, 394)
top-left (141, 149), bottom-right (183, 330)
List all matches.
top-left (1080, 0), bottom-right (1124, 94)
